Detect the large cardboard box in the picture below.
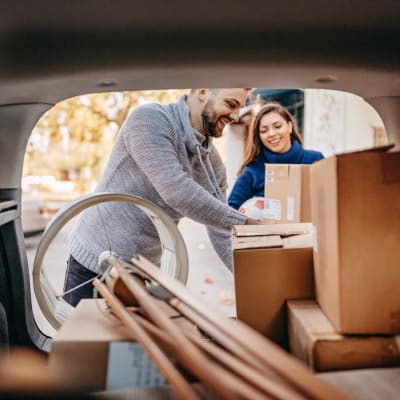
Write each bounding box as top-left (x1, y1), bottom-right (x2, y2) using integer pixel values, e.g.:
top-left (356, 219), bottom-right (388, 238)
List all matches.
top-left (49, 299), bottom-right (168, 391)
top-left (232, 223), bottom-right (315, 348)
top-left (288, 300), bottom-right (400, 372)
top-left (264, 164), bottom-right (311, 223)
top-left (310, 148), bottom-right (400, 334)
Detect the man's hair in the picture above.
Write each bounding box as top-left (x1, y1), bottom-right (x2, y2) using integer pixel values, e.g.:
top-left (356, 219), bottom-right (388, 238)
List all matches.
top-left (189, 88), bottom-right (251, 95)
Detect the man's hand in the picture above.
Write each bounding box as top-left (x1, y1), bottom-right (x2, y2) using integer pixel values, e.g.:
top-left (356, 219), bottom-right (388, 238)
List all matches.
top-left (245, 217), bottom-right (265, 225)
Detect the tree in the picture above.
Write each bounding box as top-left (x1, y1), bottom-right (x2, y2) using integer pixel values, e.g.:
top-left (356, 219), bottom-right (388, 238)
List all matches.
top-left (23, 90), bottom-right (186, 192)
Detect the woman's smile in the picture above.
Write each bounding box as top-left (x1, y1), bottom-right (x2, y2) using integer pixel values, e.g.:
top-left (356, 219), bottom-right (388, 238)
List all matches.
top-left (259, 112), bottom-right (292, 153)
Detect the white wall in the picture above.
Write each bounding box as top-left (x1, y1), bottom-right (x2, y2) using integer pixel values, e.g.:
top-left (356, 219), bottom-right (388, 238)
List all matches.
top-left (304, 89), bottom-right (385, 157)
top-left (343, 92), bottom-right (385, 151)
top-left (214, 123), bottom-right (247, 196)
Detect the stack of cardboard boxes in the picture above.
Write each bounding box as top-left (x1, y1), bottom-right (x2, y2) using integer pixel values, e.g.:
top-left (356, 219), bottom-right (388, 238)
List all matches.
top-left (232, 223), bottom-right (314, 348)
top-left (233, 164), bottom-right (315, 349)
top-left (233, 147), bottom-right (400, 371)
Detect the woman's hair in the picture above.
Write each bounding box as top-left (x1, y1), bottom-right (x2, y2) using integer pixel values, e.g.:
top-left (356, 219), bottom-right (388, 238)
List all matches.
top-left (237, 102), bottom-right (303, 175)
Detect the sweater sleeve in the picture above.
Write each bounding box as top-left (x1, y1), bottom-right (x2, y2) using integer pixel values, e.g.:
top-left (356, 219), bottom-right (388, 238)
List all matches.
top-left (228, 168), bottom-right (255, 210)
top-left (206, 225), bottom-right (234, 271)
top-left (122, 105), bottom-right (247, 230)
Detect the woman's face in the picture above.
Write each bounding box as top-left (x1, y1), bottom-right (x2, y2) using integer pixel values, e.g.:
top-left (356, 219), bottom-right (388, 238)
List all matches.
top-left (258, 112), bottom-right (292, 153)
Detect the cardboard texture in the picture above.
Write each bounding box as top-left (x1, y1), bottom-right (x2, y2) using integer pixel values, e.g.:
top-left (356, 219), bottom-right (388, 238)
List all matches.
top-left (319, 367), bottom-right (400, 400)
top-left (232, 223), bottom-right (312, 238)
top-left (300, 165), bottom-right (312, 221)
top-left (264, 164), bottom-right (311, 223)
top-left (288, 300), bottom-right (400, 372)
top-left (233, 223), bottom-right (315, 348)
top-left (310, 149), bottom-right (400, 334)
top-left (49, 299), bottom-right (185, 391)
top-left (49, 299), bottom-right (134, 391)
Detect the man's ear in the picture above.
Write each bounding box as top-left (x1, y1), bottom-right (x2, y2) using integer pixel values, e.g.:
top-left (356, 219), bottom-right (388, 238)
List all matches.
top-left (198, 88), bottom-right (210, 103)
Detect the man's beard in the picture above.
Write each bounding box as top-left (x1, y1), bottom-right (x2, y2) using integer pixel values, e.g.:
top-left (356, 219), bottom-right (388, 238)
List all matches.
top-left (201, 100), bottom-right (223, 138)
top-left (201, 113), bottom-right (220, 138)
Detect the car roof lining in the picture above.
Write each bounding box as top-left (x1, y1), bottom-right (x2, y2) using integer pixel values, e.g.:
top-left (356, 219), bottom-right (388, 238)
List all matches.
top-left (0, 1), bottom-right (399, 103)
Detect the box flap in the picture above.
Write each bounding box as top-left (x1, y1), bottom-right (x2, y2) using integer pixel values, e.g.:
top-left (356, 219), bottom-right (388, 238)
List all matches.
top-left (232, 223), bottom-right (312, 238)
top-left (232, 235), bottom-right (283, 250)
top-left (53, 299), bottom-right (131, 342)
top-left (282, 233), bottom-right (313, 249)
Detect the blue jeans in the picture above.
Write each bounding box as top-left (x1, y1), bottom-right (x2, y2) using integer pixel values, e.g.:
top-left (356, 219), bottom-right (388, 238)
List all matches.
top-left (63, 255), bottom-right (98, 307)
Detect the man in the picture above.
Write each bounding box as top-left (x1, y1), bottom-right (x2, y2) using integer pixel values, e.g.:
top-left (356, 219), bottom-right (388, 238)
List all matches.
top-left (64, 88), bottom-right (262, 306)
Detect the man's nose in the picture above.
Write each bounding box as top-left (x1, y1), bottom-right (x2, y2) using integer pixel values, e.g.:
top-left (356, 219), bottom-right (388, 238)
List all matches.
top-left (230, 108), bottom-right (240, 123)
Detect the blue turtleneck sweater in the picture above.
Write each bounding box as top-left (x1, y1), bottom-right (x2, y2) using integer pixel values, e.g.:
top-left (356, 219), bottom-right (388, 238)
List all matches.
top-left (228, 140), bottom-right (324, 209)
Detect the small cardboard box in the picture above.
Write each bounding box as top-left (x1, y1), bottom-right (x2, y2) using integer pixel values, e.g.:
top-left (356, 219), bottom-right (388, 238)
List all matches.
top-left (264, 164), bottom-right (311, 223)
top-left (232, 223), bottom-right (315, 348)
top-left (288, 300), bottom-right (400, 372)
top-left (49, 299), bottom-right (168, 391)
top-left (49, 299), bottom-right (132, 391)
top-left (310, 147), bottom-right (400, 334)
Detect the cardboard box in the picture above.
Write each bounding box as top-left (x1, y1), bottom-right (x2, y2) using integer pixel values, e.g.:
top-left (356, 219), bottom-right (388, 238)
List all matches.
top-left (288, 300), bottom-right (400, 372)
top-left (300, 165), bottom-right (311, 221)
top-left (49, 299), bottom-right (131, 390)
top-left (264, 164), bottom-right (311, 223)
top-left (310, 148), bottom-right (400, 334)
top-left (232, 223), bottom-right (315, 348)
top-left (49, 299), bottom-right (168, 391)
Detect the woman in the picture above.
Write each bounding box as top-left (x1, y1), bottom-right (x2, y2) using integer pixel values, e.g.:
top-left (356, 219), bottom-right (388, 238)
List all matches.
top-left (228, 102), bottom-right (324, 210)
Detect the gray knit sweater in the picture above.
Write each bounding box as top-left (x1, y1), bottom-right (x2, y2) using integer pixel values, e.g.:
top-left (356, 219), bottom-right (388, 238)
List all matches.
top-left (69, 95), bottom-right (247, 273)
